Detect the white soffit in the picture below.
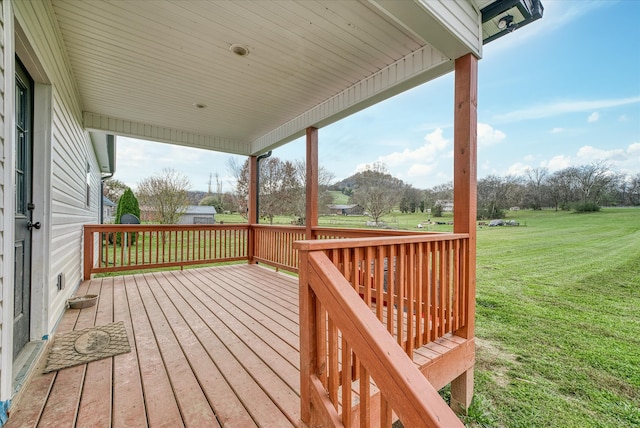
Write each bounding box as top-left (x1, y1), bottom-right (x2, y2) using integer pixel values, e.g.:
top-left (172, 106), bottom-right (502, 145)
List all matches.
top-left (51, 0), bottom-right (482, 155)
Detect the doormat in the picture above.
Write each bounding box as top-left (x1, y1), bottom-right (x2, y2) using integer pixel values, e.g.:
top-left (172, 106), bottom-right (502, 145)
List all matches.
top-left (43, 321), bottom-right (131, 373)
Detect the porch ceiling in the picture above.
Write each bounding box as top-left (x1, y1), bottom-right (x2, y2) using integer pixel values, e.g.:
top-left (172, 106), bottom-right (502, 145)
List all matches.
top-left (50, 0), bottom-right (488, 156)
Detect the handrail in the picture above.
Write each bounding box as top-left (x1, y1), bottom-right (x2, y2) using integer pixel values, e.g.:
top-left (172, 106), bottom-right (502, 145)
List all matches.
top-left (300, 250), bottom-right (463, 427)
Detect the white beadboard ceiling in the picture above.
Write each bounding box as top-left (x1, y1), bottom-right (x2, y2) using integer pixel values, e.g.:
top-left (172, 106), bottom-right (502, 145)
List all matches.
top-left (50, 0), bottom-right (488, 156)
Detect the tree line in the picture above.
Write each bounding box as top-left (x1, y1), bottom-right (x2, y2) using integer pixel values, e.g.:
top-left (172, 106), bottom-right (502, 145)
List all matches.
top-left (104, 161), bottom-right (640, 225)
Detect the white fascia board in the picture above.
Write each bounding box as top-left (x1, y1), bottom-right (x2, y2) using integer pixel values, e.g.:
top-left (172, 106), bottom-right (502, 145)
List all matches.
top-left (251, 44), bottom-right (451, 155)
top-left (83, 112), bottom-right (252, 156)
top-left (370, 0), bottom-right (482, 60)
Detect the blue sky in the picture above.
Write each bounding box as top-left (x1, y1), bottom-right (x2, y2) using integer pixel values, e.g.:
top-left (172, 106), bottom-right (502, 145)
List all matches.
top-left (115, 0), bottom-right (640, 192)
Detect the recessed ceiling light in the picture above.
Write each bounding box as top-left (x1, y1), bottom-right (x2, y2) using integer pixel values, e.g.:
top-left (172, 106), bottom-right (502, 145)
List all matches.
top-left (193, 103), bottom-right (207, 109)
top-left (229, 44), bottom-right (250, 57)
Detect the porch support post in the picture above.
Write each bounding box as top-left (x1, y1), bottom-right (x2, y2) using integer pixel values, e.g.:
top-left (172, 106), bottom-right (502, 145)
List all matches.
top-left (248, 155), bottom-right (258, 264)
top-left (305, 127), bottom-right (318, 240)
top-left (451, 53), bottom-right (478, 414)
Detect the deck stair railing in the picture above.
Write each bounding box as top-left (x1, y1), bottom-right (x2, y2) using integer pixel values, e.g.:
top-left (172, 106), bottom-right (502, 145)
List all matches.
top-left (297, 247), bottom-right (465, 427)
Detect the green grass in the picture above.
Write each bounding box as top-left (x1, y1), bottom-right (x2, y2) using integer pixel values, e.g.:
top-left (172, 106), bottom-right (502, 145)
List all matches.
top-left (471, 208), bottom-right (640, 427)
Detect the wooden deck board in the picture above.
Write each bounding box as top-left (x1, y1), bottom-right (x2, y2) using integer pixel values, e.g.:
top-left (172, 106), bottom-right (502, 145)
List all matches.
top-left (6, 264), bottom-right (470, 428)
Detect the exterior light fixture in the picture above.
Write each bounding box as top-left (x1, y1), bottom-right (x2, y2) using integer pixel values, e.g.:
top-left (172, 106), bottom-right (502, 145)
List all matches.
top-left (481, 0), bottom-right (544, 44)
top-left (229, 44), bottom-right (250, 57)
top-left (498, 14), bottom-right (514, 30)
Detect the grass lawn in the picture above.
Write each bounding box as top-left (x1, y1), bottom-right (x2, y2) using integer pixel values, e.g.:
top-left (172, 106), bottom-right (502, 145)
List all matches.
top-left (469, 208), bottom-right (640, 427)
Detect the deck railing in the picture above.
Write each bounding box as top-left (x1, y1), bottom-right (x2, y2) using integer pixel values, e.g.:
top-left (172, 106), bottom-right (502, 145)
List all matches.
top-left (83, 224), bottom-right (249, 279)
top-left (84, 223), bottom-right (446, 278)
top-left (297, 249), bottom-right (464, 427)
top-left (304, 233), bottom-right (470, 358)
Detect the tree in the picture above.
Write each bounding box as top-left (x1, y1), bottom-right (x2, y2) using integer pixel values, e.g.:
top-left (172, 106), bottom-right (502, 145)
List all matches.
top-left (115, 188), bottom-right (140, 244)
top-left (103, 178), bottom-right (129, 204)
top-left (570, 162), bottom-right (615, 206)
top-left (350, 162), bottom-right (404, 224)
top-left (399, 185), bottom-right (421, 213)
top-left (477, 175), bottom-right (521, 219)
top-left (628, 173), bottom-right (640, 206)
top-left (137, 168), bottom-right (191, 224)
top-left (524, 167), bottom-right (548, 210)
top-left (199, 195), bottom-right (223, 212)
top-left (115, 188), bottom-right (140, 223)
top-left (229, 156), bottom-right (335, 223)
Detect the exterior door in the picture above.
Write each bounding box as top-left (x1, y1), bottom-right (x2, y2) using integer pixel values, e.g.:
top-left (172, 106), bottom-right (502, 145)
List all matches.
top-left (14, 59), bottom-right (34, 359)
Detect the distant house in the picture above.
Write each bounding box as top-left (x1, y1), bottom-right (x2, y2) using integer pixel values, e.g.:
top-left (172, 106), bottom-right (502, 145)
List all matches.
top-left (102, 196), bottom-right (116, 223)
top-left (435, 200), bottom-right (454, 212)
top-left (178, 205), bottom-right (217, 224)
top-left (328, 204), bottom-right (364, 216)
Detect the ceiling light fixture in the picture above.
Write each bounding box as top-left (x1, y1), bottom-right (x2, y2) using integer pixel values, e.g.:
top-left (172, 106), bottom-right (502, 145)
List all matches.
top-left (229, 44), bottom-right (250, 57)
top-left (497, 14), bottom-right (515, 31)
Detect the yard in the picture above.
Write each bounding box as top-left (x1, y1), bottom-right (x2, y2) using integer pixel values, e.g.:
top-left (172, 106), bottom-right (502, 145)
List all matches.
top-left (470, 208), bottom-right (639, 427)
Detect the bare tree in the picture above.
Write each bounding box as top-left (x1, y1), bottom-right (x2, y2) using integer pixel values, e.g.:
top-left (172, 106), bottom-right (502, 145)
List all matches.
top-left (103, 178), bottom-right (129, 203)
top-left (350, 162), bottom-right (404, 224)
top-left (628, 173), bottom-right (640, 206)
top-left (230, 156), bottom-right (335, 223)
top-left (137, 168), bottom-right (191, 224)
top-left (477, 175), bottom-right (521, 219)
top-left (525, 167), bottom-right (548, 210)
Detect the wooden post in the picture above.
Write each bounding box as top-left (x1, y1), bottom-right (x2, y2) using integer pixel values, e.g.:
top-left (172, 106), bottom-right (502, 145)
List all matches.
top-left (83, 226), bottom-right (94, 280)
top-left (248, 155), bottom-right (258, 264)
top-left (451, 53), bottom-right (478, 414)
top-left (305, 127), bottom-right (319, 240)
top-left (298, 249), bottom-right (317, 425)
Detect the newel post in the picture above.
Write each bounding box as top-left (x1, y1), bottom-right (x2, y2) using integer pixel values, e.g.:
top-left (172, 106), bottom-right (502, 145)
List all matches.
top-left (83, 226), bottom-right (93, 280)
top-left (305, 127), bottom-right (319, 240)
top-left (297, 246), bottom-right (317, 426)
top-left (451, 53), bottom-right (478, 414)
top-left (248, 155), bottom-right (258, 264)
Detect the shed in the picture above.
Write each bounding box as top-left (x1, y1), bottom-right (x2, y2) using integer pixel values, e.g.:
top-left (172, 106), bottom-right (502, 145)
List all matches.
top-left (178, 205), bottom-right (217, 225)
top-left (328, 204), bottom-right (364, 216)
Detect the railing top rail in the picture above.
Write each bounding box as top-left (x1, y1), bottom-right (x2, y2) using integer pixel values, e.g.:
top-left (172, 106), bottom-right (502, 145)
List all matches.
top-left (249, 223), bottom-right (306, 231)
top-left (294, 232), bottom-right (470, 251)
top-left (83, 224), bottom-right (250, 232)
top-left (312, 226), bottom-right (449, 237)
top-left (307, 251), bottom-right (463, 427)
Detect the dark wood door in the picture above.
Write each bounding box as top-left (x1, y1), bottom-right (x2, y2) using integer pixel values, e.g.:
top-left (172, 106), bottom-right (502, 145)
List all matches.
top-left (14, 59), bottom-right (34, 359)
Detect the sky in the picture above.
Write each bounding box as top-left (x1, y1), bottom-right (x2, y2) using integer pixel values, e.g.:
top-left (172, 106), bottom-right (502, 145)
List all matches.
top-left (114, 0), bottom-right (640, 193)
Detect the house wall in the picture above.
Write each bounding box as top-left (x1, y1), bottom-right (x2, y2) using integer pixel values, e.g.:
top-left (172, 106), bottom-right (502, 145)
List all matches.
top-left (0, 0), bottom-right (10, 410)
top-left (0, 0), bottom-right (102, 403)
top-left (14, 0), bottom-right (101, 333)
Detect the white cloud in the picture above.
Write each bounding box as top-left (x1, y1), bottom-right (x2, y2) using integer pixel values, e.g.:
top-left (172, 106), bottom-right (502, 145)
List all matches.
top-left (494, 96), bottom-right (640, 123)
top-left (618, 114), bottom-right (629, 122)
top-left (477, 123), bottom-right (506, 147)
top-left (539, 143), bottom-right (640, 175)
top-left (408, 164), bottom-right (435, 176)
top-left (551, 127), bottom-right (564, 134)
top-left (587, 112), bottom-right (600, 123)
top-left (507, 162), bottom-right (531, 176)
top-left (523, 154), bottom-right (535, 162)
top-left (541, 155), bottom-right (572, 172)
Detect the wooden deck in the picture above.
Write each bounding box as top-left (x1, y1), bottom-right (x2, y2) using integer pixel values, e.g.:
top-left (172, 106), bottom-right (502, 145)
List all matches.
top-left (6, 264), bottom-right (470, 427)
top-left (6, 265), bottom-right (301, 428)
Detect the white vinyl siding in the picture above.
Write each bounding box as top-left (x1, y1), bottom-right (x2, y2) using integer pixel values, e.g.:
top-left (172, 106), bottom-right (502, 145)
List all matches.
top-left (13, 1), bottom-right (101, 333)
top-left (0, 0), bottom-right (7, 402)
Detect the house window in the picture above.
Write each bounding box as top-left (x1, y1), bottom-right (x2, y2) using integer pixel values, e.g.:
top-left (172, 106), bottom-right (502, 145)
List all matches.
top-left (86, 161), bottom-right (91, 208)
